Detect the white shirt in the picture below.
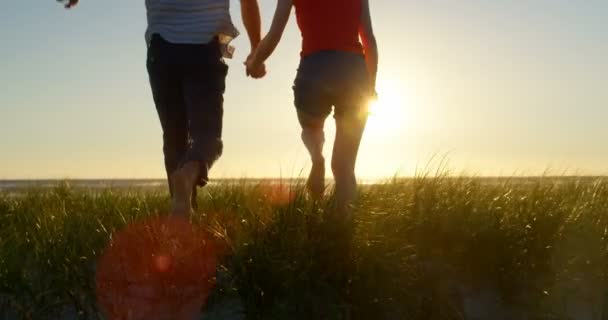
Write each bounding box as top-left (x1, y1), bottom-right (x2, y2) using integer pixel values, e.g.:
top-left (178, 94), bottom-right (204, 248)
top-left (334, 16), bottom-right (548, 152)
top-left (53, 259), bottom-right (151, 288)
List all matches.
top-left (145, 0), bottom-right (239, 57)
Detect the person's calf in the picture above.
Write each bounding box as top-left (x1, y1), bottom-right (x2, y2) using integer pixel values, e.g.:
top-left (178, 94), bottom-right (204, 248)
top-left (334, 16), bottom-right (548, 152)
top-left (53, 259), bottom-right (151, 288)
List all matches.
top-left (301, 128), bottom-right (326, 199)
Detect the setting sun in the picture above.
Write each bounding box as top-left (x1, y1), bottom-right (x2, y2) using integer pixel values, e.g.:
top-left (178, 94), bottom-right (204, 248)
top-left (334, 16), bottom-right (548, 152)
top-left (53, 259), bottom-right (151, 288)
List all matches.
top-left (366, 79), bottom-right (408, 137)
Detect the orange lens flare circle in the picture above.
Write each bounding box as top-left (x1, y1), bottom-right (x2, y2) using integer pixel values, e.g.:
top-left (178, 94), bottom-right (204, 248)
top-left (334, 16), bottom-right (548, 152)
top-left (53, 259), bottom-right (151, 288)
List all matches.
top-left (96, 216), bottom-right (219, 320)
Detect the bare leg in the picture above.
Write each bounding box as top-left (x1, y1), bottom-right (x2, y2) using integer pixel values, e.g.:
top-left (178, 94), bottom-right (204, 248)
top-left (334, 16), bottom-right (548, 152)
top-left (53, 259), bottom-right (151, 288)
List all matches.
top-left (298, 111), bottom-right (327, 199)
top-left (331, 113), bottom-right (367, 215)
top-left (170, 161), bottom-right (200, 217)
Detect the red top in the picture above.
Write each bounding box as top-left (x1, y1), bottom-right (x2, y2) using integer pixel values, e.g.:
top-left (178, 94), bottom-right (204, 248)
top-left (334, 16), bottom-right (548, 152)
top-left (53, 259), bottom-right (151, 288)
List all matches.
top-left (294, 0), bottom-right (364, 57)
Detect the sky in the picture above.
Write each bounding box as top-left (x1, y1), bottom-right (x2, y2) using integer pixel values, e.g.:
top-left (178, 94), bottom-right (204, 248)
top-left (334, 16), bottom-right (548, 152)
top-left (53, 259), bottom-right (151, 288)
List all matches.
top-left (0, 0), bottom-right (606, 179)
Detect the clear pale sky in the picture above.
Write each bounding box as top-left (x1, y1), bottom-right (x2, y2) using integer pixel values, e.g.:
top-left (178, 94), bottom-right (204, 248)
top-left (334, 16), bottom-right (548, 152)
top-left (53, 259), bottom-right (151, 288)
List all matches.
top-left (0, 0), bottom-right (606, 179)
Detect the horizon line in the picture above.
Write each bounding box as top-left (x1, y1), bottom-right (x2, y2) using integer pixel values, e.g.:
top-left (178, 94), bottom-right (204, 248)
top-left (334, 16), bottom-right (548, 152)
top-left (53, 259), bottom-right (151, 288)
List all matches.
top-left (1, 175), bottom-right (607, 182)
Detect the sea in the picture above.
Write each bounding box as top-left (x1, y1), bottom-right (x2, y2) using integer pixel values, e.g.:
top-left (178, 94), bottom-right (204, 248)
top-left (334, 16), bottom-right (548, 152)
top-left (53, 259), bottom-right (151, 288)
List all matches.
top-left (0, 176), bottom-right (604, 193)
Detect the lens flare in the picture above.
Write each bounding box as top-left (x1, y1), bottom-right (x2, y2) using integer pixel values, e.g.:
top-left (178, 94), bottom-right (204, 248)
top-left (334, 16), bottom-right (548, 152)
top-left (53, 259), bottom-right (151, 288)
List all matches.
top-left (96, 216), bottom-right (219, 320)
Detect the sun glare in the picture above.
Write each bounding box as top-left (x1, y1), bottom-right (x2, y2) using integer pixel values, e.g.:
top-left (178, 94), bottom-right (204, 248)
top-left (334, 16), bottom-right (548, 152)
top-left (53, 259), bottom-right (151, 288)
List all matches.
top-left (365, 79), bottom-right (408, 137)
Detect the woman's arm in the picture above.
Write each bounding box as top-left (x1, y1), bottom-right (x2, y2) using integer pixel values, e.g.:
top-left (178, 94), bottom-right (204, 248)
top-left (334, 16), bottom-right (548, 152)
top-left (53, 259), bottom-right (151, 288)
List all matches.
top-left (359, 0), bottom-right (378, 94)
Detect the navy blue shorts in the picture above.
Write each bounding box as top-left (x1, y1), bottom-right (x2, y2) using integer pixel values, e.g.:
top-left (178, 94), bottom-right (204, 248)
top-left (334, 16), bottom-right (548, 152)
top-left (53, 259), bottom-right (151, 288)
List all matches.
top-left (293, 50), bottom-right (371, 119)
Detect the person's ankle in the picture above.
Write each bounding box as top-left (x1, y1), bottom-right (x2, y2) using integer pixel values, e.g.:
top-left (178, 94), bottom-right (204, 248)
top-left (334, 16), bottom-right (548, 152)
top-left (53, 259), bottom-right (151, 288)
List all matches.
top-left (182, 161), bottom-right (201, 186)
top-left (170, 167), bottom-right (195, 217)
top-left (171, 203), bottom-right (192, 218)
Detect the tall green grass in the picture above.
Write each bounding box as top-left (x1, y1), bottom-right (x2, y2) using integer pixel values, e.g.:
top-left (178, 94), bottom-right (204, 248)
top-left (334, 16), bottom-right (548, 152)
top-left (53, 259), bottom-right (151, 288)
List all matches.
top-left (1, 177), bottom-right (607, 319)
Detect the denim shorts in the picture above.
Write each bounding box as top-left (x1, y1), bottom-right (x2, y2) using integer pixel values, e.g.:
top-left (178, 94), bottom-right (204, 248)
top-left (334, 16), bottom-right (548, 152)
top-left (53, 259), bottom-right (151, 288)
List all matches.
top-left (293, 50), bottom-right (371, 119)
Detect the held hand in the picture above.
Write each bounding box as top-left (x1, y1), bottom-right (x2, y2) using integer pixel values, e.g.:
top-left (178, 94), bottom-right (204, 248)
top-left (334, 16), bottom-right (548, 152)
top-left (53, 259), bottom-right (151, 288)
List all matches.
top-left (248, 63), bottom-right (267, 79)
top-left (245, 53), bottom-right (267, 79)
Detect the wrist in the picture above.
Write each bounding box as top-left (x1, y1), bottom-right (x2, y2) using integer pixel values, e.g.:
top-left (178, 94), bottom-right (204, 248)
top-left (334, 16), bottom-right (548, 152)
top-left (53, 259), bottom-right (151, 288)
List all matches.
top-left (250, 54), bottom-right (262, 66)
top-left (250, 39), bottom-right (261, 51)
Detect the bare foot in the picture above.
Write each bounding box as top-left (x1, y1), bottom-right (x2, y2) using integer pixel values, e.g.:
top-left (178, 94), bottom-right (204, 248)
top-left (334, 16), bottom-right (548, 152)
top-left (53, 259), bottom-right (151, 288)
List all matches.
top-left (307, 158), bottom-right (325, 200)
top-left (170, 170), bottom-right (191, 217)
top-left (335, 176), bottom-right (357, 220)
top-left (170, 162), bottom-right (200, 217)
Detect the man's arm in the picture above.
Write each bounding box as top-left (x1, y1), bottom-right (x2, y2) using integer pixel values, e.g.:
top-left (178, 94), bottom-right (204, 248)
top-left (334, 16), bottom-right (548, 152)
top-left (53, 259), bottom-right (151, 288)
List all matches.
top-left (248, 0), bottom-right (292, 68)
top-left (359, 0), bottom-right (378, 94)
top-left (240, 0), bottom-right (263, 51)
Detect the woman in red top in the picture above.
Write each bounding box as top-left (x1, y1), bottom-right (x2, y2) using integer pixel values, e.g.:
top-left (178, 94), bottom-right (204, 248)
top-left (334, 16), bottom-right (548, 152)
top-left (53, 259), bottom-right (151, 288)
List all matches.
top-left (247, 0), bottom-right (378, 214)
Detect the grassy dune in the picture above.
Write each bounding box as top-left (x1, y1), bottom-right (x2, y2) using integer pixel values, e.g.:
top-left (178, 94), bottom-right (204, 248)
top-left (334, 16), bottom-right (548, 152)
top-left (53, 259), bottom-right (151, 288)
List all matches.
top-left (1, 176), bottom-right (608, 319)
